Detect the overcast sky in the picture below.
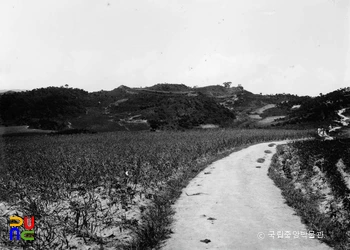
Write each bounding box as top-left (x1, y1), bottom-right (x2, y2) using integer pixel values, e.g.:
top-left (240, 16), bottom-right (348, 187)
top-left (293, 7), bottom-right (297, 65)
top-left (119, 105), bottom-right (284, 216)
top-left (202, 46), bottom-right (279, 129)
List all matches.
top-left (0, 0), bottom-right (349, 96)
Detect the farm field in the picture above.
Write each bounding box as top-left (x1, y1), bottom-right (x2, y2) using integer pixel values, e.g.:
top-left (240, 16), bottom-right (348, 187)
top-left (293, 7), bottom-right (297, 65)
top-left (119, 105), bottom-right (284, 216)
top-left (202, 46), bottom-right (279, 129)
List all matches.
top-left (0, 129), bottom-right (314, 250)
top-left (268, 138), bottom-right (350, 249)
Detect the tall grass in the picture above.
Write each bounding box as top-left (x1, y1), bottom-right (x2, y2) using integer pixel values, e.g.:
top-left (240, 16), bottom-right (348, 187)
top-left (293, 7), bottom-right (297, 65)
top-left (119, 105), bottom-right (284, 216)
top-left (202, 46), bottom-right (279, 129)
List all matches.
top-left (0, 128), bottom-right (314, 249)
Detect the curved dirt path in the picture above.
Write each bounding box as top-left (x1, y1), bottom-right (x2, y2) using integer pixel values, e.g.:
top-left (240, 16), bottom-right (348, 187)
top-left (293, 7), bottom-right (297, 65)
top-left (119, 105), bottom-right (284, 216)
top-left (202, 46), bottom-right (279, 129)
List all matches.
top-left (161, 140), bottom-right (332, 250)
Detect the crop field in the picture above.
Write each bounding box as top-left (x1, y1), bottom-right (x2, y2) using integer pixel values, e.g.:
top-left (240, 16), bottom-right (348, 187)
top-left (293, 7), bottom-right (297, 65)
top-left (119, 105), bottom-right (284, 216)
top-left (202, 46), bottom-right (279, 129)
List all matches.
top-left (268, 138), bottom-right (350, 249)
top-left (0, 129), bottom-right (314, 249)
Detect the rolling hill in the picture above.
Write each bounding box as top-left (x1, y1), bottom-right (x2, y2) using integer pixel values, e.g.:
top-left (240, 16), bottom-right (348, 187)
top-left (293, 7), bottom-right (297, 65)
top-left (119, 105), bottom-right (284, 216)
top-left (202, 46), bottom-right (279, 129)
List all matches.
top-left (0, 84), bottom-right (237, 132)
top-left (0, 84), bottom-right (349, 133)
top-left (274, 87), bottom-right (350, 127)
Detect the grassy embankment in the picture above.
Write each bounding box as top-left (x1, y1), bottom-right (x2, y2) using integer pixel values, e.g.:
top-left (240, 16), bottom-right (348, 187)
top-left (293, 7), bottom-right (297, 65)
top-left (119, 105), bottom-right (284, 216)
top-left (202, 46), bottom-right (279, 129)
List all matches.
top-left (0, 129), bottom-right (314, 249)
top-left (268, 139), bottom-right (350, 250)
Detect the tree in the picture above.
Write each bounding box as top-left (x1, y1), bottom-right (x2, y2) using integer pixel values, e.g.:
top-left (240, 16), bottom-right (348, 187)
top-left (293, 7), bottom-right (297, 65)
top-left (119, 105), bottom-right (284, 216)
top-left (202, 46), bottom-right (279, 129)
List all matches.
top-left (223, 82), bottom-right (232, 88)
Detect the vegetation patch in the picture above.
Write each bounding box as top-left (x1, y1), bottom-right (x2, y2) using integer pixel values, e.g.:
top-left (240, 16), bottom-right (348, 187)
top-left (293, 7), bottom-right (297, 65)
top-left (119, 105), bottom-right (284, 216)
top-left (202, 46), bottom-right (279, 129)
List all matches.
top-left (268, 139), bottom-right (350, 249)
top-left (260, 106), bottom-right (288, 118)
top-left (113, 92), bottom-right (236, 130)
top-left (278, 88), bottom-right (350, 127)
top-left (0, 87), bottom-right (89, 129)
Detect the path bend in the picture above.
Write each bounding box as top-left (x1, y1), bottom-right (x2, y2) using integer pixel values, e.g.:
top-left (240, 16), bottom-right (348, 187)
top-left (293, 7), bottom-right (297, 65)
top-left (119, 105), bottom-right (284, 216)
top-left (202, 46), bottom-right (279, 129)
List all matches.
top-left (161, 140), bottom-right (332, 250)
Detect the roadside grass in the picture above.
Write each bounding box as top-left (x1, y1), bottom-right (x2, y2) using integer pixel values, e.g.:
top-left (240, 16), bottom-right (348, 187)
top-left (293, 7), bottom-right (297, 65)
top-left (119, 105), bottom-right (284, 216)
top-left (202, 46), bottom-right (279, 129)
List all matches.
top-left (0, 128), bottom-right (314, 249)
top-left (268, 140), bottom-right (350, 250)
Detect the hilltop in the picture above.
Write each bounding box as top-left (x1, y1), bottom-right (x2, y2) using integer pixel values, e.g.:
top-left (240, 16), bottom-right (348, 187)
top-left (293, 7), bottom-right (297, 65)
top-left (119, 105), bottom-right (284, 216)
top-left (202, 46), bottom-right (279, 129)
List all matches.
top-left (0, 89), bottom-right (27, 94)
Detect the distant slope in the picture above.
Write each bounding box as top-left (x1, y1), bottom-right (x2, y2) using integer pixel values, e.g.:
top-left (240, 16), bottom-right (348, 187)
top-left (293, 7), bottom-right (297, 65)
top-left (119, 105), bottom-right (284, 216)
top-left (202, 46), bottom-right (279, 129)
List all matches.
top-left (109, 92), bottom-right (236, 130)
top-left (276, 87), bottom-right (350, 127)
top-left (90, 85), bottom-right (137, 106)
top-left (146, 83), bottom-right (190, 92)
top-left (0, 84), bottom-right (236, 131)
top-left (0, 87), bottom-right (89, 130)
top-left (223, 92), bottom-right (312, 128)
top-left (2, 84), bottom-right (348, 132)
top-left (87, 84), bottom-right (239, 131)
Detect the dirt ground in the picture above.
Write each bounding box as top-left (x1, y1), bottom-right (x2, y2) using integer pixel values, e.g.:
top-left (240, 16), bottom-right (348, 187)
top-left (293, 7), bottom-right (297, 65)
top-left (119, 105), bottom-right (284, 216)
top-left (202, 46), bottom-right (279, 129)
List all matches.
top-left (161, 141), bottom-right (332, 250)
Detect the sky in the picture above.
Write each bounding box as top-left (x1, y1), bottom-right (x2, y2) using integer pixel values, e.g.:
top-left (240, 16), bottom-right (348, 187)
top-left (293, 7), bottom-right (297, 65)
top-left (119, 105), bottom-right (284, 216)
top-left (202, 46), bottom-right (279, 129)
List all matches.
top-left (0, 0), bottom-right (349, 96)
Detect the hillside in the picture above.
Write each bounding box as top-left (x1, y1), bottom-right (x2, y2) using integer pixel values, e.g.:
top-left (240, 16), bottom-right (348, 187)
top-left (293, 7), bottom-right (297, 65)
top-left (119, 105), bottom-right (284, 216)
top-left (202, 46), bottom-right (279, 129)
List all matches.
top-left (109, 92), bottom-right (235, 130)
top-left (1, 84), bottom-right (349, 133)
top-left (229, 88), bottom-right (350, 130)
top-left (0, 84), bottom-right (236, 132)
top-left (0, 87), bottom-right (89, 130)
top-left (274, 88), bottom-right (350, 129)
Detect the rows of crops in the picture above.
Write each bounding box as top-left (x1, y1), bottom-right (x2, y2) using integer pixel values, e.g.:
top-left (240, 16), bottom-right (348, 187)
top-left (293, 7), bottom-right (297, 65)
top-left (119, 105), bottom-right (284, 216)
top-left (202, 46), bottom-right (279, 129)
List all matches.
top-left (0, 129), bottom-right (314, 249)
top-left (268, 138), bottom-right (350, 249)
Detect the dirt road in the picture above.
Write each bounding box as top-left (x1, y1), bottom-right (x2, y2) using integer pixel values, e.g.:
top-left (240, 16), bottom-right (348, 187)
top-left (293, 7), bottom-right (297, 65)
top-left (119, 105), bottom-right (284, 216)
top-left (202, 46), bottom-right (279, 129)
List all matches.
top-left (161, 141), bottom-right (332, 250)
